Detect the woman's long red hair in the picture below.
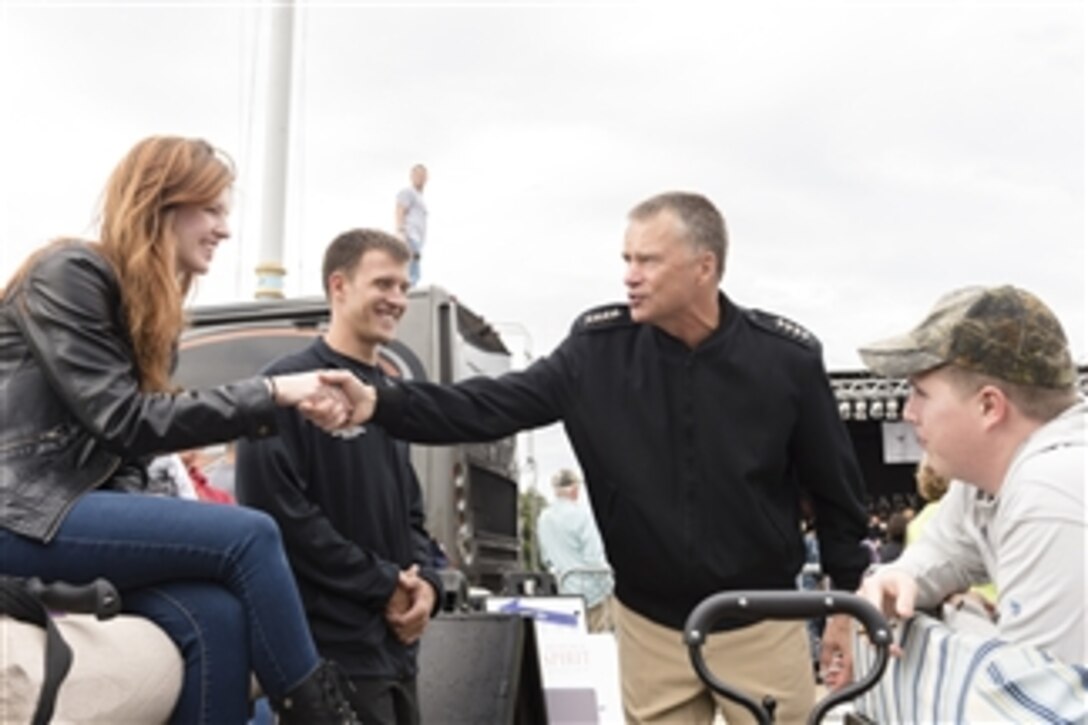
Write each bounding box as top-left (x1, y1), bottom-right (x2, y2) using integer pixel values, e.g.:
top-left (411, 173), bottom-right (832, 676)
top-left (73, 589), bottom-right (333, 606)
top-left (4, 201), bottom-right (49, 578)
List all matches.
top-left (4, 137), bottom-right (235, 392)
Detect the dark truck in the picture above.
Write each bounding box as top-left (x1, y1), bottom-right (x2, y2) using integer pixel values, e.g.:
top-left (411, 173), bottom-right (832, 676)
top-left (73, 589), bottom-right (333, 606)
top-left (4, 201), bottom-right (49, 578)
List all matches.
top-left (174, 285), bottom-right (522, 590)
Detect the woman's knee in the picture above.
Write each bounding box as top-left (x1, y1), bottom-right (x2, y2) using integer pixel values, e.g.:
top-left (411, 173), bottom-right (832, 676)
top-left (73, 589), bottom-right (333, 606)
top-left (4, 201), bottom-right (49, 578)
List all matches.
top-left (232, 507), bottom-right (285, 555)
top-left (127, 583), bottom-right (247, 646)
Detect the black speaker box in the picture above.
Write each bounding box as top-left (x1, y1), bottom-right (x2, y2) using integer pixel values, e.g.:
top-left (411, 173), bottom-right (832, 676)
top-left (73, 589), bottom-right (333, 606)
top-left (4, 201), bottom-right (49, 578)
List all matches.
top-left (418, 613), bottom-right (548, 724)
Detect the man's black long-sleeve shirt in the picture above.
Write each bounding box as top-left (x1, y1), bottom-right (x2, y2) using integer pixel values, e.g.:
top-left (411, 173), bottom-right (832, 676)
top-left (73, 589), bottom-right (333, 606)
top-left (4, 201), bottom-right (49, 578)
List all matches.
top-left (374, 295), bottom-right (868, 631)
top-left (236, 338), bottom-right (441, 678)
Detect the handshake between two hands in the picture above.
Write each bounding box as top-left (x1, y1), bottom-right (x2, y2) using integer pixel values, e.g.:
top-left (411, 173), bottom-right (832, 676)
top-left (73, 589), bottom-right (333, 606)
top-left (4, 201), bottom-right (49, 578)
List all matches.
top-left (267, 370), bottom-right (378, 434)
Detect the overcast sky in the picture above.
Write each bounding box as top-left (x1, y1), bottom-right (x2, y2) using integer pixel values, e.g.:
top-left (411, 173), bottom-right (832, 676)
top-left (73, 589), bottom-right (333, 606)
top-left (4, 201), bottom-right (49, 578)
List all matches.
top-left (2, 1), bottom-right (1084, 494)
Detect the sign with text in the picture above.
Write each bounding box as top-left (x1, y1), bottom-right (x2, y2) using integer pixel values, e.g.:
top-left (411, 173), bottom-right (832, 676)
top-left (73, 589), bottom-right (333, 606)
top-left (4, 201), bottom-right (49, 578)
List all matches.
top-left (881, 421), bottom-right (923, 464)
top-left (485, 597), bottom-right (622, 723)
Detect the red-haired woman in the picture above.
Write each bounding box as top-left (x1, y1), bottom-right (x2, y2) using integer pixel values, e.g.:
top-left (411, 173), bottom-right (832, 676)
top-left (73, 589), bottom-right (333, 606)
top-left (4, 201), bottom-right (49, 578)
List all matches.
top-left (0, 136), bottom-right (361, 724)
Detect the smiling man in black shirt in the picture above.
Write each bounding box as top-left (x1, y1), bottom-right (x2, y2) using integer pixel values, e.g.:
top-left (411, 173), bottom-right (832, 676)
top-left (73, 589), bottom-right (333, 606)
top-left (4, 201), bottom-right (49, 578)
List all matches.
top-left (236, 229), bottom-right (440, 725)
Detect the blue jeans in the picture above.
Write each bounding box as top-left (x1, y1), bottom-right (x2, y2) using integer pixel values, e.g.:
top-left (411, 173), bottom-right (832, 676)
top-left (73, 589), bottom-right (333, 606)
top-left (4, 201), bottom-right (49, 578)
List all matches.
top-left (407, 237), bottom-right (422, 287)
top-left (0, 491), bottom-right (320, 724)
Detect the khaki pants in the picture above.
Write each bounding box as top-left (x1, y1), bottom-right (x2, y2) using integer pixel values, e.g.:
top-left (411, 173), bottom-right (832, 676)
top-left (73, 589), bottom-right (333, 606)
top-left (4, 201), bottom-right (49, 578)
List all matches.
top-left (615, 599), bottom-right (815, 724)
top-left (586, 595), bottom-right (615, 633)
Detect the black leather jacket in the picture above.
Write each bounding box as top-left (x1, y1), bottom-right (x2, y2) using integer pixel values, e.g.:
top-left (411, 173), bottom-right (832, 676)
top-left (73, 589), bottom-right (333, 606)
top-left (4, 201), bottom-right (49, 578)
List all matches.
top-left (0, 242), bottom-right (278, 542)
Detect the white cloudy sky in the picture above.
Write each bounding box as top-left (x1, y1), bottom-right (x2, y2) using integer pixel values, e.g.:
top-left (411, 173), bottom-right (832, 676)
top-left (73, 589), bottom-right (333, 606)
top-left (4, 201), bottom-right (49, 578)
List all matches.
top-left (2, 1), bottom-right (1084, 492)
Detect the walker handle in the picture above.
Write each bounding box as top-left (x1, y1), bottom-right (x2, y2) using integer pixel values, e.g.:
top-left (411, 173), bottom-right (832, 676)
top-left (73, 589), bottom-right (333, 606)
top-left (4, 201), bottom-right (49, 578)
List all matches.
top-left (684, 591), bottom-right (893, 725)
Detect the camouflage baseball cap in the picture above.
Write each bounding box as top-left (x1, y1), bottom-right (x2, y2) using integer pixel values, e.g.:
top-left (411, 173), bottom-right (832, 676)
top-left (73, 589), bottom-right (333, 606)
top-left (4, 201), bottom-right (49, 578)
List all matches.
top-left (858, 285), bottom-right (1076, 388)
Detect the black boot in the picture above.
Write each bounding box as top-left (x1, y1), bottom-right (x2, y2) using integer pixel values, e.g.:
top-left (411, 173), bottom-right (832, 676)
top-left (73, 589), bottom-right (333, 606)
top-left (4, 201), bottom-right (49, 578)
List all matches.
top-left (275, 660), bottom-right (360, 724)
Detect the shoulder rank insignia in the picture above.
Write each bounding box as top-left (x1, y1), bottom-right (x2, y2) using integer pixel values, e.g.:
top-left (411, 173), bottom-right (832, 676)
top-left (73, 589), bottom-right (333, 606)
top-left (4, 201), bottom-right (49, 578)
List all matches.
top-left (746, 308), bottom-right (820, 350)
top-left (574, 304), bottom-right (632, 334)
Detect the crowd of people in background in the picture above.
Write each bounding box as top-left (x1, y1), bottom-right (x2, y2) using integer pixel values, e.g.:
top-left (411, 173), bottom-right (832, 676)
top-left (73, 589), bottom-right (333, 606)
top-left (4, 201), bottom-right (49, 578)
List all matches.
top-left (798, 493), bottom-right (919, 681)
top-left (860, 495), bottom-right (921, 565)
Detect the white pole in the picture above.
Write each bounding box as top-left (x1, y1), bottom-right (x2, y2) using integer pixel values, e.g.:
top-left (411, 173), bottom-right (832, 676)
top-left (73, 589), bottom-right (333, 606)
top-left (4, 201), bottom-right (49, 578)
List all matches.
top-left (254, 0), bottom-right (295, 300)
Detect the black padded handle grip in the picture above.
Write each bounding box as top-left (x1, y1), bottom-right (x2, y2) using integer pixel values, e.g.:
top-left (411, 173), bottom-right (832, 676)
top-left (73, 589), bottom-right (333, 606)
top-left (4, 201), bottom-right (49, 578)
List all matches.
top-left (684, 590), bottom-right (892, 647)
top-left (27, 578), bottom-right (121, 620)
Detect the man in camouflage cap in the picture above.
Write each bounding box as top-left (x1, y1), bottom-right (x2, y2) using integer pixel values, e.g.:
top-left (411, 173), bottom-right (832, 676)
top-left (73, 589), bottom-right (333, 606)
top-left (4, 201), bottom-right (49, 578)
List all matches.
top-left (852, 284), bottom-right (1086, 669)
top-left (858, 285), bottom-right (1077, 389)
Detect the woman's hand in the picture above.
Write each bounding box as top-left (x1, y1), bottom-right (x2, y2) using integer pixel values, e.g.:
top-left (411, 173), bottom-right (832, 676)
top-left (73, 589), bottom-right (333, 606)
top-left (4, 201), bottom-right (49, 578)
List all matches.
top-left (267, 371), bottom-right (355, 432)
top-left (266, 369), bottom-right (380, 433)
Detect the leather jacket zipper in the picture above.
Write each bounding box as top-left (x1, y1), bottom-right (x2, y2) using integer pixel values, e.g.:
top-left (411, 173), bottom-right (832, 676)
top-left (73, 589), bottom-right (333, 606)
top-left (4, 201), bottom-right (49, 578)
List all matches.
top-left (0, 423), bottom-right (68, 455)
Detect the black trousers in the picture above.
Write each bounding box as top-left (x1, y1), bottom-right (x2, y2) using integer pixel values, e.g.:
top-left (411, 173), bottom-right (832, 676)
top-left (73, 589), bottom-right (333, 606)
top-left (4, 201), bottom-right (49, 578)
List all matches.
top-left (348, 676), bottom-right (420, 725)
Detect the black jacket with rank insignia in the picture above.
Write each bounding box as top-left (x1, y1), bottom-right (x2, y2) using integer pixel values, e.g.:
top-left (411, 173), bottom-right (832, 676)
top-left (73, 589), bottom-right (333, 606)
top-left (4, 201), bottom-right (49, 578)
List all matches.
top-left (374, 294), bottom-right (869, 630)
